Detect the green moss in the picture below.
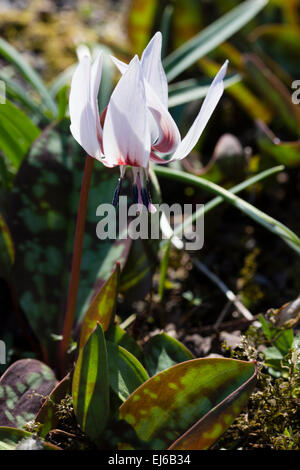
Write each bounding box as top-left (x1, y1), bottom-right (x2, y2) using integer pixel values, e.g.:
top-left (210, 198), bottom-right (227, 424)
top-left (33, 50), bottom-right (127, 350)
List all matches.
top-left (219, 326), bottom-right (300, 450)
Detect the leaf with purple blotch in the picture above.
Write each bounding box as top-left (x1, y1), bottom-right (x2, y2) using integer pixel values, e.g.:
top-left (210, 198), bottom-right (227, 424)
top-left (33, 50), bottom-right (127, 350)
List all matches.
top-left (0, 359), bottom-right (57, 428)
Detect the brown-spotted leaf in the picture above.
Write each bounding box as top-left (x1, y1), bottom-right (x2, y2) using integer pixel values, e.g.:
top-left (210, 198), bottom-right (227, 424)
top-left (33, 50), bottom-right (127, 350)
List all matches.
top-left (35, 373), bottom-right (71, 438)
top-left (0, 359), bottom-right (57, 428)
top-left (168, 364), bottom-right (257, 449)
top-left (119, 358), bottom-right (256, 450)
top-left (79, 263), bottom-right (120, 351)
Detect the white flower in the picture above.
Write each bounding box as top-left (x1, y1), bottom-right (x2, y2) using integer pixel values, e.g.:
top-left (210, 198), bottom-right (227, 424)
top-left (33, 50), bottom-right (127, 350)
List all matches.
top-left (69, 32), bottom-right (228, 210)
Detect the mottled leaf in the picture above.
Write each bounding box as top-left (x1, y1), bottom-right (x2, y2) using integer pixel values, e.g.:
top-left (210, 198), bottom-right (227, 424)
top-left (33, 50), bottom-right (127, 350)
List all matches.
top-left (0, 427), bottom-right (60, 450)
top-left (0, 99), bottom-right (40, 168)
top-left (119, 358), bottom-right (256, 450)
top-left (35, 373), bottom-right (71, 438)
top-left (107, 341), bottom-right (149, 402)
top-left (144, 333), bottom-right (195, 376)
top-left (79, 264), bottom-right (120, 351)
top-left (168, 362), bottom-right (256, 450)
top-left (8, 120), bottom-right (131, 364)
top-left (0, 359), bottom-right (56, 428)
top-left (72, 324), bottom-right (109, 442)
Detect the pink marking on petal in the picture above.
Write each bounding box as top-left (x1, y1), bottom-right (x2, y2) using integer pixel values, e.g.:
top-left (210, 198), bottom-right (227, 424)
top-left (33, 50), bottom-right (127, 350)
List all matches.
top-left (150, 108), bottom-right (177, 153)
top-left (149, 151), bottom-right (168, 164)
top-left (100, 106), bottom-right (108, 128)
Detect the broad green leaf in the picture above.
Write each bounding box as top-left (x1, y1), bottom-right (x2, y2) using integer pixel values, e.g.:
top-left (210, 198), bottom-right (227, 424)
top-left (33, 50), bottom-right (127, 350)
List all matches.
top-left (0, 359), bottom-right (56, 428)
top-left (144, 333), bottom-right (195, 376)
top-left (119, 358), bottom-right (256, 450)
top-left (0, 37), bottom-right (57, 115)
top-left (0, 72), bottom-right (48, 122)
top-left (0, 213), bottom-right (15, 281)
top-left (274, 329), bottom-right (294, 355)
top-left (35, 373), bottom-right (71, 438)
top-left (259, 314), bottom-right (294, 356)
top-left (72, 324), bottom-right (109, 442)
top-left (164, 0), bottom-right (268, 81)
top-left (168, 363), bottom-right (256, 450)
top-left (79, 264), bottom-right (120, 350)
top-left (263, 346), bottom-right (284, 371)
top-left (105, 324), bottom-right (143, 362)
top-left (0, 427), bottom-right (60, 450)
top-left (154, 166), bottom-right (300, 255)
top-left (0, 99), bottom-right (40, 168)
top-left (107, 341), bottom-right (149, 402)
top-left (168, 73), bottom-right (241, 108)
top-left (0, 100), bottom-right (40, 144)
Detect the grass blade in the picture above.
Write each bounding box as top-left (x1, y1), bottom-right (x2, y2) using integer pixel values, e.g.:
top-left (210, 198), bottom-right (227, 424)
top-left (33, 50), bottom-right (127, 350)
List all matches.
top-left (0, 38), bottom-right (57, 115)
top-left (154, 165), bottom-right (300, 255)
top-left (163, 0), bottom-right (268, 82)
top-left (0, 99), bottom-right (40, 167)
top-left (168, 73), bottom-right (241, 108)
top-left (0, 72), bottom-right (49, 122)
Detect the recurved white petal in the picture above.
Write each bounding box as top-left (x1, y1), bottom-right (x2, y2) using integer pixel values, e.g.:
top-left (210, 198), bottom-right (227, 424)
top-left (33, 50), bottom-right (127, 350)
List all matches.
top-left (103, 56), bottom-right (151, 168)
top-left (90, 52), bottom-right (103, 145)
top-left (170, 60), bottom-right (228, 161)
top-left (145, 81), bottom-right (181, 154)
top-left (110, 55), bottom-right (128, 75)
top-left (141, 32), bottom-right (168, 108)
top-left (69, 55), bottom-right (102, 159)
top-left (111, 53), bottom-right (180, 154)
top-left (150, 61), bottom-right (228, 164)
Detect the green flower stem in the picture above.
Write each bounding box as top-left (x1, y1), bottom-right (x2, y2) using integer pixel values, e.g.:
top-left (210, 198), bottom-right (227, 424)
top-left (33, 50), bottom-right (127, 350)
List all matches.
top-left (59, 155), bottom-right (94, 376)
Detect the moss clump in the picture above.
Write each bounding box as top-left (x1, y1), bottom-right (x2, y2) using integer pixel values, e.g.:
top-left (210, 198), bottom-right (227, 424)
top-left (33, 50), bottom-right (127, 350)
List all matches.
top-left (219, 330), bottom-right (300, 450)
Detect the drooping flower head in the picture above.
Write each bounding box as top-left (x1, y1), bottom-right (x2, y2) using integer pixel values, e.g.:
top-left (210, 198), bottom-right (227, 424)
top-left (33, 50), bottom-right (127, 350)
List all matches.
top-left (69, 33), bottom-right (228, 210)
